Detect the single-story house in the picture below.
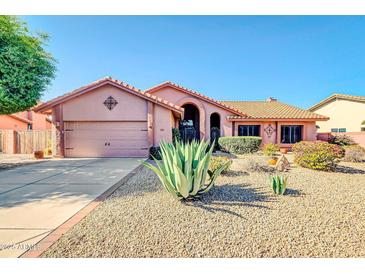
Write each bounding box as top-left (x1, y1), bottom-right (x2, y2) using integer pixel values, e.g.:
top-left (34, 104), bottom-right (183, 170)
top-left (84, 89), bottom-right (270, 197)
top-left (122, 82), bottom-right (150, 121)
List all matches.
top-left (308, 93), bottom-right (365, 133)
top-left (0, 106), bottom-right (52, 131)
top-left (35, 77), bottom-right (328, 158)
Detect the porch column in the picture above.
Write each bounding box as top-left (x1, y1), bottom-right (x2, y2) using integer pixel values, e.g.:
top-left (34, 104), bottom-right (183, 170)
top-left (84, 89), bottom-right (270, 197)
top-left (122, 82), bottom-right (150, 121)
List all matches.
top-left (147, 102), bottom-right (154, 147)
top-left (53, 105), bottom-right (64, 157)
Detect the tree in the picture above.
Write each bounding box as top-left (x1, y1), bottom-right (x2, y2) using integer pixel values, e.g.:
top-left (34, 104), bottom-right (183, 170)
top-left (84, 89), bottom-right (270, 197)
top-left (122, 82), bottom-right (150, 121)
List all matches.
top-left (0, 16), bottom-right (56, 114)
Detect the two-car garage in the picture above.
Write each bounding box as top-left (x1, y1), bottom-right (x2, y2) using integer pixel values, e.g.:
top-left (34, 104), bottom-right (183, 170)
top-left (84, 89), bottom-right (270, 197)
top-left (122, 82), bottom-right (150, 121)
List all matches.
top-left (35, 78), bottom-right (183, 158)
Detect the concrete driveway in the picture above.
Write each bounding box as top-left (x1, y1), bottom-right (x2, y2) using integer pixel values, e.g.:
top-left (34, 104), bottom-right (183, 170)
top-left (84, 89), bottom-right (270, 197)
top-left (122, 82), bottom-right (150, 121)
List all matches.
top-left (0, 158), bottom-right (143, 258)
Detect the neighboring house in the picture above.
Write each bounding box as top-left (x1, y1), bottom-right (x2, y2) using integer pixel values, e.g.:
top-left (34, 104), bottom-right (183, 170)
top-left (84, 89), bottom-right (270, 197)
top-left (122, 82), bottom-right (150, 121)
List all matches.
top-left (35, 77), bottom-right (328, 158)
top-left (0, 107), bottom-right (53, 154)
top-left (0, 108), bottom-right (52, 130)
top-left (308, 93), bottom-right (365, 133)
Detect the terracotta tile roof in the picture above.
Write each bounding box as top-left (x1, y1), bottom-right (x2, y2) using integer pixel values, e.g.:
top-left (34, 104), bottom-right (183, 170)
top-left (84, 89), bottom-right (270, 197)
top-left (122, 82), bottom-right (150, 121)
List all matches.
top-left (308, 93), bottom-right (365, 111)
top-left (34, 77), bottom-right (184, 115)
top-left (145, 81), bottom-right (248, 117)
top-left (8, 114), bottom-right (33, 124)
top-left (222, 100), bottom-right (329, 120)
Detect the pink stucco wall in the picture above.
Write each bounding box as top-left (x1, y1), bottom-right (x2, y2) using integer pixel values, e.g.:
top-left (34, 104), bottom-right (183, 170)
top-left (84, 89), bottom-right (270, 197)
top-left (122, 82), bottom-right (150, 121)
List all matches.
top-left (0, 111), bottom-right (51, 130)
top-left (153, 104), bottom-right (173, 145)
top-left (62, 85), bottom-right (148, 121)
top-left (317, 132), bottom-right (365, 148)
top-left (29, 112), bottom-right (52, 130)
top-left (148, 86), bottom-right (234, 140)
top-left (0, 115), bottom-right (28, 130)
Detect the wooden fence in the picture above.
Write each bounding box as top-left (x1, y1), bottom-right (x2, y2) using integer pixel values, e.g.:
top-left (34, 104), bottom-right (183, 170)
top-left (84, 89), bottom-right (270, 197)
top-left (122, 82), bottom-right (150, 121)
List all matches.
top-left (0, 130), bottom-right (14, 154)
top-left (0, 129), bottom-right (56, 154)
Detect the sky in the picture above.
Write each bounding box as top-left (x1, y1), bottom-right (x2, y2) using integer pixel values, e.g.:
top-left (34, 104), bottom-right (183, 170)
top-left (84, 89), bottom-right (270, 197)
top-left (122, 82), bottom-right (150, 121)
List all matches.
top-left (23, 16), bottom-right (365, 109)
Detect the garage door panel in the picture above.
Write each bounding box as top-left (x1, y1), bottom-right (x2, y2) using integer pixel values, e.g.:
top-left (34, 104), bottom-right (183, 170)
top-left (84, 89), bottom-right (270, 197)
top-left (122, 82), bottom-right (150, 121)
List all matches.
top-left (64, 121), bottom-right (149, 158)
top-left (65, 140), bottom-right (149, 150)
top-left (109, 140), bottom-right (148, 147)
top-left (65, 131), bottom-right (148, 141)
top-left (65, 148), bottom-right (148, 158)
top-left (66, 121), bottom-right (146, 130)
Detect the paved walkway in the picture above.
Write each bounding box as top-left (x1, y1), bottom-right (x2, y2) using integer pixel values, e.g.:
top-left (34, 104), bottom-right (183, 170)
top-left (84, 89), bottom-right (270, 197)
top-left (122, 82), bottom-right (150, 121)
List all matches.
top-left (0, 158), bottom-right (143, 257)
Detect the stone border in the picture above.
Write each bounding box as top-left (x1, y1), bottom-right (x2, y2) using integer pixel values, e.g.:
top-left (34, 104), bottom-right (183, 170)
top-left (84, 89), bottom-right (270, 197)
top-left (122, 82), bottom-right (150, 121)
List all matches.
top-left (20, 163), bottom-right (143, 258)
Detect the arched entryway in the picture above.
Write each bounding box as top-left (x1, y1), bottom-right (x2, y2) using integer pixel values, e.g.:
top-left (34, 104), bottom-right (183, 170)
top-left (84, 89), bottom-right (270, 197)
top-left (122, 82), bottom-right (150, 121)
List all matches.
top-left (210, 112), bottom-right (220, 146)
top-left (210, 112), bottom-right (220, 130)
top-left (180, 103), bottom-right (200, 141)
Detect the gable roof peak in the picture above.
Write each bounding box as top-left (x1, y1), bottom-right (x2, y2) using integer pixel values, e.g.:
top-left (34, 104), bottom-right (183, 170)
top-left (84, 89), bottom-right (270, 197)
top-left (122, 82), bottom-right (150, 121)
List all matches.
top-left (308, 93), bottom-right (365, 111)
top-left (34, 77), bottom-right (183, 115)
top-left (145, 81), bottom-right (248, 117)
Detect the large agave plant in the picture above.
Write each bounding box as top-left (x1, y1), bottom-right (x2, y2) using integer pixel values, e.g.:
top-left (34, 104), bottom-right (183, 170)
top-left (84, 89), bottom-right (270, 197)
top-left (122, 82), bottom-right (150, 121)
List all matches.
top-left (143, 140), bottom-right (227, 200)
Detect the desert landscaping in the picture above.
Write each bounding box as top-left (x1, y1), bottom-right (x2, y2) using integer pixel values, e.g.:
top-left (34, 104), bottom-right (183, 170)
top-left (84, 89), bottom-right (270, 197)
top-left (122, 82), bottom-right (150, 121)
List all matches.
top-left (42, 152), bottom-right (365, 258)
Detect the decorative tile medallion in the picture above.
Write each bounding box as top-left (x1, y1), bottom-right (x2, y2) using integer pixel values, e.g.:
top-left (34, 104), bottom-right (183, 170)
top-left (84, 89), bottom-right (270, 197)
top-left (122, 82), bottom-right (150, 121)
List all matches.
top-left (103, 96), bottom-right (118, 110)
top-left (264, 124), bottom-right (275, 138)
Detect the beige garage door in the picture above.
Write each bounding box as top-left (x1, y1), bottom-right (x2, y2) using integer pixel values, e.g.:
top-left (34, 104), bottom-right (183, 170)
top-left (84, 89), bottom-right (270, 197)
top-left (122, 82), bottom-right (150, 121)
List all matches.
top-left (64, 121), bottom-right (149, 157)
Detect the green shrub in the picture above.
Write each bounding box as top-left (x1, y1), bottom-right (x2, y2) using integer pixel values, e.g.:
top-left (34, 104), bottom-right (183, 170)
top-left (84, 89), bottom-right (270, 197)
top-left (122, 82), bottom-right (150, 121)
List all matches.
top-left (328, 135), bottom-right (356, 146)
top-left (262, 143), bottom-right (280, 156)
top-left (172, 128), bottom-right (181, 145)
top-left (149, 146), bottom-right (161, 160)
top-left (218, 136), bottom-right (262, 154)
top-left (292, 141), bottom-right (345, 171)
top-left (143, 140), bottom-right (226, 200)
top-left (270, 174), bottom-right (287, 195)
top-left (343, 145), bottom-right (365, 162)
top-left (209, 156), bottom-right (232, 175)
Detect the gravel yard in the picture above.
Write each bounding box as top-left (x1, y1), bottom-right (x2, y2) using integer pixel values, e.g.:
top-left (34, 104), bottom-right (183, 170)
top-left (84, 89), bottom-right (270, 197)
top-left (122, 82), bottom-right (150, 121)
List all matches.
top-left (42, 155), bottom-right (365, 258)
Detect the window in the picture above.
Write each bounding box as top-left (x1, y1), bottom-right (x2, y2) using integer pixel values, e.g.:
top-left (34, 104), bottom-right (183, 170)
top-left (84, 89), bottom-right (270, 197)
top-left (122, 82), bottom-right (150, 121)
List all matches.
top-left (281, 125), bottom-right (302, 144)
top-left (238, 125), bottom-right (260, 136)
top-left (331, 128), bottom-right (347, 133)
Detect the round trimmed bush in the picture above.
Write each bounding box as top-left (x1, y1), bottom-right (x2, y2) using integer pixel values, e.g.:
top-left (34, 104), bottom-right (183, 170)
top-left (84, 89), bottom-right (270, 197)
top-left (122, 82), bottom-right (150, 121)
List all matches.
top-left (218, 136), bottom-right (262, 154)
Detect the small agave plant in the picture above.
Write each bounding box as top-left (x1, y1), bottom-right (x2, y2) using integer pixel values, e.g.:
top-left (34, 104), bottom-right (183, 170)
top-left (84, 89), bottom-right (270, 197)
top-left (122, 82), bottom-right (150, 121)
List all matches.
top-left (270, 174), bottom-right (287, 195)
top-left (143, 140), bottom-right (228, 200)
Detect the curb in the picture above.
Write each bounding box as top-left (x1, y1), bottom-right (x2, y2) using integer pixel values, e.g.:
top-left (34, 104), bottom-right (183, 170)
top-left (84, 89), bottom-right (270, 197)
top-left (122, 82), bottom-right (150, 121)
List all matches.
top-left (20, 164), bottom-right (143, 258)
